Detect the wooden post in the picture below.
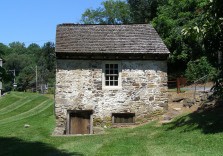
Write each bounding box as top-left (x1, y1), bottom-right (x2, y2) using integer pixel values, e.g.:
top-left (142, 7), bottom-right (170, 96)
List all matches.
top-left (177, 78), bottom-right (180, 94)
top-left (194, 83), bottom-right (197, 100)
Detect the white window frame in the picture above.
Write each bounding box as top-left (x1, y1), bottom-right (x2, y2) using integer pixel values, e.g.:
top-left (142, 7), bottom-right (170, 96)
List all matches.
top-left (102, 61), bottom-right (122, 90)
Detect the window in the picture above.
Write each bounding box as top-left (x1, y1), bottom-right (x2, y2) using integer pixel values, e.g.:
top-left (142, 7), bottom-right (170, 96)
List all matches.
top-left (112, 113), bottom-right (135, 124)
top-left (105, 64), bottom-right (119, 86)
top-left (102, 62), bottom-right (121, 89)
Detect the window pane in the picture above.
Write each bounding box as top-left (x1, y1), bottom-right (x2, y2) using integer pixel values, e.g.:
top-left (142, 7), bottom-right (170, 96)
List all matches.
top-left (114, 81), bottom-right (118, 86)
top-left (114, 70), bottom-right (118, 74)
top-left (105, 64), bottom-right (109, 69)
top-left (106, 76), bottom-right (109, 80)
top-left (110, 76), bottom-right (113, 80)
top-left (110, 81), bottom-right (114, 86)
top-left (114, 64), bottom-right (118, 69)
top-left (114, 76), bottom-right (118, 80)
top-left (106, 81), bottom-right (109, 86)
top-left (105, 70), bottom-right (109, 74)
top-left (110, 64), bottom-right (113, 68)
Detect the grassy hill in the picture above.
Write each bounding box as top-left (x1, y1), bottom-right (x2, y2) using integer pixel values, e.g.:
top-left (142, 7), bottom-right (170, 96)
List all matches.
top-left (0, 92), bottom-right (223, 156)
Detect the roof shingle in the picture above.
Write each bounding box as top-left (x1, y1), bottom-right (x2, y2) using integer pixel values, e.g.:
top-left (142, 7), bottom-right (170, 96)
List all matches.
top-left (55, 24), bottom-right (170, 54)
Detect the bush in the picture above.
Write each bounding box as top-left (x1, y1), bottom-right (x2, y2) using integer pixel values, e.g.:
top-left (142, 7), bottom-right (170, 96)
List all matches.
top-left (47, 87), bottom-right (55, 94)
top-left (185, 57), bottom-right (217, 82)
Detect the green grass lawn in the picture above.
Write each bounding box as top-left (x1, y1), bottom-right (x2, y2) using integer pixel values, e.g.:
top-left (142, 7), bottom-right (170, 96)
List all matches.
top-left (0, 92), bottom-right (223, 156)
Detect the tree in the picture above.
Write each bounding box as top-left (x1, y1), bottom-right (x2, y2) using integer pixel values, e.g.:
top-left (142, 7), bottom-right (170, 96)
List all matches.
top-left (185, 57), bottom-right (217, 82)
top-left (0, 43), bottom-right (8, 82)
top-left (81, 0), bottom-right (132, 24)
top-left (37, 42), bottom-right (56, 91)
top-left (181, 0), bottom-right (223, 66)
top-left (0, 41), bottom-right (56, 92)
top-left (3, 53), bottom-right (36, 91)
top-left (16, 66), bottom-right (36, 91)
top-left (27, 43), bottom-right (42, 65)
top-left (200, 0), bottom-right (223, 98)
top-left (0, 43), bottom-right (9, 57)
top-left (0, 66), bottom-right (9, 82)
top-left (8, 42), bottom-right (27, 55)
top-left (127, 0), bottom-right (164, 23)
top-left (152, 0), bottom-right (207, 75)
top-left (179, 0), bottom-right (222, 98)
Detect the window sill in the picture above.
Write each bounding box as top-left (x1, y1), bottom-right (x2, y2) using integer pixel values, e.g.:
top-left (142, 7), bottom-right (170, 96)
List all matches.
top-left (102, 86), bottom-right (122, 90)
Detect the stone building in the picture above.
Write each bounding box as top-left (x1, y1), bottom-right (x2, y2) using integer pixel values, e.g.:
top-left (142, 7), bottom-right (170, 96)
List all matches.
top-left (54, 24), bottom-right (169, 135)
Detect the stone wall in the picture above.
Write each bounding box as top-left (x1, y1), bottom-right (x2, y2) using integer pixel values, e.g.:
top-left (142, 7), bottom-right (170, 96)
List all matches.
top-left (54, 59), bottom-right (168, 135)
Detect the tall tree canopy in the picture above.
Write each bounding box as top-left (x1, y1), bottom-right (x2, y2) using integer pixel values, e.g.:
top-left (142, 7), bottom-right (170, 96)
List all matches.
top-left (37, 42), bottom-right (56, 86)
top-left (152, 0), bottom-right (207, 74)
top-left (81, 0), bottom-right (132, 24)
top-left (0, 41), bottom-right (56, 92)
top-left (127, 0), bottom-right (164, 23)
top-left (181, 0), bottom-right (223, 66)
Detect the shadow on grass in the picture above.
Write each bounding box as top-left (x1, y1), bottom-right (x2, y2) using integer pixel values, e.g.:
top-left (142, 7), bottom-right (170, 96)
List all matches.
top-left (0, 137), bottom-right (83, 156)
top-left (165, 101), bottom-right (223, 134)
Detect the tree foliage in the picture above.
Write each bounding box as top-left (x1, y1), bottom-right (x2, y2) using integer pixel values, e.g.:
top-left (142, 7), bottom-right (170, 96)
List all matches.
top-left (185, 57), bottom-right (217, 82)
top-left (0, 43), bottom-right (8, 57)
top-left (9, 42), bottom-right (27, 55)
top-left (0, 67), bottom-right (9, 82)
top-left (152, 0), bottom-right (208, 74)
top-left (0, 41), bottom-right (56, 92)
top-left (127, 0), bottom-right (165, 23)
top-left (178, 0), bottom-right (222, 98)
top-left (81, 0), bottom-right (132, 24)
top-left (181, 0), bottom-right (223, 66)
top-left (37, 42), bottom-right (56, 87)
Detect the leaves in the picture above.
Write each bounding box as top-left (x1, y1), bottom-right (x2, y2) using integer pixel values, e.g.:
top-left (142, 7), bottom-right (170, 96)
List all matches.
top-left (185, 57), bottom-right (217, 82)
top-left (37, 42), bottom-right (55, 86)
top-left (0, 41), bottom-right (55, 92)
top-left (81, 0), bottom-right (132, 24)
top-left (127, 0), bottom-right (161, 23)
top-left (152, 0), bottom-right (207, 74)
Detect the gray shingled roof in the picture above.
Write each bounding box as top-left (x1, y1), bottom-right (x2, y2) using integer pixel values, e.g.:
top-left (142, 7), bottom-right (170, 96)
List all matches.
top-left (55, 24), bottom-right (170, 54)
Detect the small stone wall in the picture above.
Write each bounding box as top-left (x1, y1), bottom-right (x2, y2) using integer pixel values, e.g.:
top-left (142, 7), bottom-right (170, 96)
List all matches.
top-left (54, 59), bottom-right (168, 135)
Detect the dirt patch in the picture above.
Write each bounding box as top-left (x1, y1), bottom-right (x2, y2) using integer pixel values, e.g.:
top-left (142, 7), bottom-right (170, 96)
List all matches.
top-left (161, 89), bottom-right (216, 124)
top-left (112, 89), bottom-right (215, 128)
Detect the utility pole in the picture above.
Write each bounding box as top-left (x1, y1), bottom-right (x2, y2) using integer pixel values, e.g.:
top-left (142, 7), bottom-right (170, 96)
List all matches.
top-left (36, 65), bottom-right (38, 92)
top-left (13, 69), bottom-right (15, 86)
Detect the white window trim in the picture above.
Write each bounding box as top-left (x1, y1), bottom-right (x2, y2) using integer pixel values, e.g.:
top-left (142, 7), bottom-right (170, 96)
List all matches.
top-left (102, 61), bottom-right (122, 90)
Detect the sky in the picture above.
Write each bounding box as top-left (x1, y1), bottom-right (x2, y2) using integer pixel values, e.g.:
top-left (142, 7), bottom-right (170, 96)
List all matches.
top-left (0, 0), bottom-right (104, 46)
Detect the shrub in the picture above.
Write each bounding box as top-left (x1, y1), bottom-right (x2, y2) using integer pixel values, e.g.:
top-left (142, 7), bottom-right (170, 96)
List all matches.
top-left (185, 57), bottom-right (217, 82)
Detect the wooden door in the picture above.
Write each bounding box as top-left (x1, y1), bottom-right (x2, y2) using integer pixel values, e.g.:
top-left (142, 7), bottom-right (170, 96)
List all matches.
top-left (70, 111), bottom-right (90, 134)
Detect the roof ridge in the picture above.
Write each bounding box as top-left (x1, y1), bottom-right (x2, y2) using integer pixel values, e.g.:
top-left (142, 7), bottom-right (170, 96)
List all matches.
top-left (57, 23), bottom-right (150, 27)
